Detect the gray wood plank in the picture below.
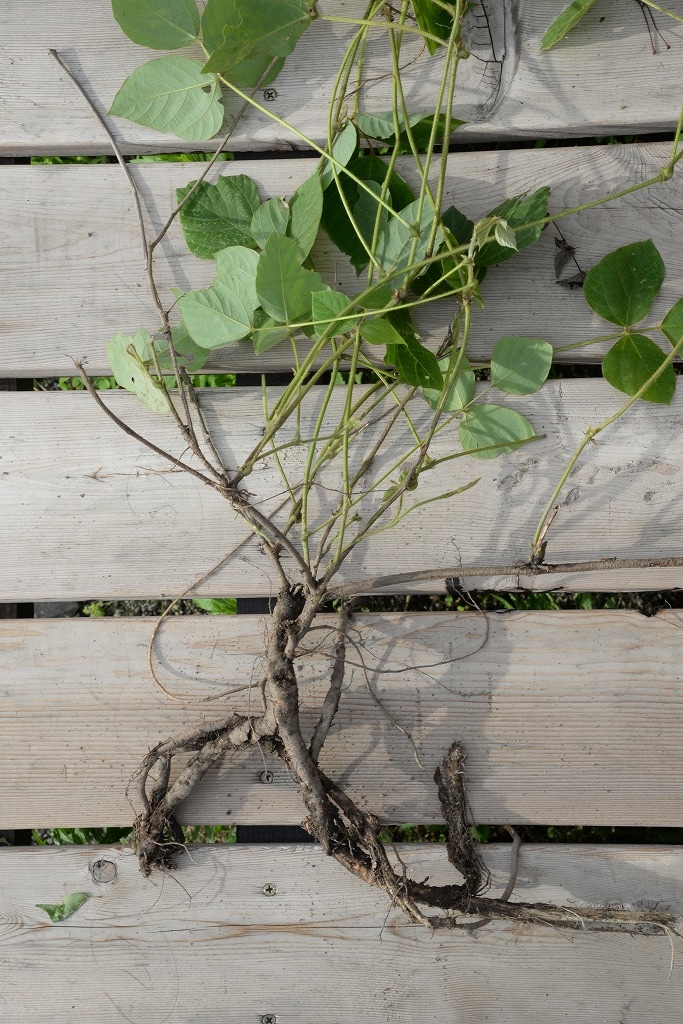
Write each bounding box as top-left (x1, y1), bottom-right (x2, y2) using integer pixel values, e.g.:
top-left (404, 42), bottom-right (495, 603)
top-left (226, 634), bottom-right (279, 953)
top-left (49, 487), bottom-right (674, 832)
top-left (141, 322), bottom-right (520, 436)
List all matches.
top-left (1, 1), bottom-right (682, 155)
top-left (2, 843), bottom-right (682, 1022)
top-left (2, 383), bottom-right (683, 599)
top-left (3, 611), bottom-right (683, 826)
top-left (3, 144), bottom-right (683, 375)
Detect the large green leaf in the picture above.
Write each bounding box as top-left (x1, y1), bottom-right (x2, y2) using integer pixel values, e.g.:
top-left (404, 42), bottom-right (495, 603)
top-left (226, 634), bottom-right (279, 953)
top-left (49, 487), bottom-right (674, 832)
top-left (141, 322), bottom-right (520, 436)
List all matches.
top-left (385, 334), bottom-right (443, 390)
top-left (288, 173), bottom-right (323, 259)
top-left (459, 405), bottom-right (536, 459)
top-left (355, 110), bottom-right (432, 141)
top-left (602, 334), bottom-right (676, 405)
top-left (106, 330), bottom-right (172, 413)
top-left (662, 297), bottom-right (683, 347)
top-left (540, 0), bottom-right (599, 51)
top-left (583, 240), bottom-right (665, 327)
top-left (491, 337), bottom-right (553, 395)
top-left (319, 122), bottom-right (358, 190)
top-left (109, 57), bottom-right (224, 142)
top-left (360, 318), bottom-right (407, 348)
top-left (214, 246), bottom-right (260, 311)
top-left (250, 197), bottom-right (290, 249)
top-left (201, 2), bottom-right (288, 84)
top-left (177, 175), bottom-right (261, 258)
top-left (36, 893), bottom-right (89, 923)
top-left (252, 315), bottom-right (290, 354)
top-left (422, 356), bottom-right (475, 412)
top-left (202, 0), bottom-right (313, 74)
top-left (311, 289), bottom-right (353, 338)
top-left (411, 0), bottom-right (454, 54)
top-left (476, 188), bottom-right (550, 267)
top-left (179, 280), bottom-right (255, 348)
top-left (112, 0), bottom-right (199, 49)
top-left (255, 233), bottom-right (323, 324)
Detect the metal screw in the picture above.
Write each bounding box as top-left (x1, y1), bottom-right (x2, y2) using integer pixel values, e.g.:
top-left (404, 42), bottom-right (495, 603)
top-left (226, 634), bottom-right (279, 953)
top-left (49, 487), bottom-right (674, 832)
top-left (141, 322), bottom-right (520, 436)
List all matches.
top-left (263, 88), bottom-right (278, 102)
top-left (260, 770), bottom-right (274, 784)
top-left (261, 1015), bottom-right (277, 1024)
top-left (91, 859), bottom-right (117, 883)
top-left (262, 882), bottom-right (277, 896)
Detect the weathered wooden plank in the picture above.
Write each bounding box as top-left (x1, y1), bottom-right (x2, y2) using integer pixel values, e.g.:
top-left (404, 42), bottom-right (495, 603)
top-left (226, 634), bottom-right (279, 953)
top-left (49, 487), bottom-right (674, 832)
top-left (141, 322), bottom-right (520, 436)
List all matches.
top-left (2, 844), bottom-right (682, 1022)
top-left (2, 144), bottom-right (683, 376)
top-left (1, 1), bottom-right (682, 156)
top-left (3, 611), bottom-right (683, 826)
top-left (2, 384), bottom-right (683, 599)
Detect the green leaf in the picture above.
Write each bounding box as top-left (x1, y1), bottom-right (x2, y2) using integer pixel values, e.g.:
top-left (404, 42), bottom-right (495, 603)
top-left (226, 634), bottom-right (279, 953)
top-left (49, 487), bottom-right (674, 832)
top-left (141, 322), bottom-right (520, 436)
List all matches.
top-left (583, 240), bottom-right (665, 327)
top-left (311, 289), bottom-right (353, 338)
top-left (112, 0), bottom-right (199, 49)
top-left (540, 0), bottom-right (599, 51)
top-left (359, 283), bottom-right (394, 310)
top-left (109, 57), bottom-right (224, 142)
top-left (250, 197), bottom-right (290, 248)
top-left (353, 179), bottom-right (390, 251)
top-left (602, 334), bottom-right (676, 405)
top-left (376, 199), bottom-right (444, 277)
top-left (215, 245), bottom-right (260, 310)
top-left (386, 334), bottom-right (442, 390)
top-left (150, 323), bottom-right (210, 373)
top-left (319, 122), bottom-right (358, 191)
top-left (360, 317), bottom-right (407, 347)
top-left (412, 0), bottom-right (454, 54)
top-left (179, 280), bottom-right (255, 348)
top-left (396, 113), bottom-right (465, 154)
top-left (476, 188), bottom-right (551, 268)
top-left (355, 110), bottom-right (430, 141)
top-left (493, 219), bottom-right (517, 251)
top-left (106, 330), bottom-right (172, 413)
top-left (177, 175), bottom-right (260, 259)
top-left (490, 337), bottom-right (553, 395)
top-left (353, 156), bottom-right (415, 209)
top-left (288, 173), bottom-right (323, 260)
top-left (202, 0), bottom-right (313, 74)
top-left (252, 316), bottom-right (290, 354)
top-left (36, 893), bottom-right (89, 923)
top-left (423, 357), bottom-right (475, 412)
top-left (256, 233), bottom-right (323, 324)
top-left (201, 3), bottom-right (288, 84)
top-left (662, 297), bottom-right (683, 347)
top-left (192, 597), bottom-right (237, 614)
top-left (459, 405), bottom-right (537, 459)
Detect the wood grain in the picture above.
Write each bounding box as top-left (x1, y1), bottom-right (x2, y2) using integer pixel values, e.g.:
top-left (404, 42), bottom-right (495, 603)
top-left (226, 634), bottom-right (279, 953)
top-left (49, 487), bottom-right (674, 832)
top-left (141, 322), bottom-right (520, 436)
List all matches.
top-left (3, 611), bottom-right (683, 826)
top-left (2, 383), bottom-right (683, 599)
top-left (1, 1), bottom-right (682, 155)
top-left (3, 144), bottom-right (683, 375)
top-left (2, 843), bottom-right (682, 1022)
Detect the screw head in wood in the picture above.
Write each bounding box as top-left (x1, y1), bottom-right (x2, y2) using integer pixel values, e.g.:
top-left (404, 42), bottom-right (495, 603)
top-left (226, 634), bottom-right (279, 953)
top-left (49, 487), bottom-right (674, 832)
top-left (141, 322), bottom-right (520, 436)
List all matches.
top-left (262, 882), bottom-right (277, 896)
top-left (261, 1015), bottom-right (277, 1024)
top-left (260, 770), bottom-right (274, 784)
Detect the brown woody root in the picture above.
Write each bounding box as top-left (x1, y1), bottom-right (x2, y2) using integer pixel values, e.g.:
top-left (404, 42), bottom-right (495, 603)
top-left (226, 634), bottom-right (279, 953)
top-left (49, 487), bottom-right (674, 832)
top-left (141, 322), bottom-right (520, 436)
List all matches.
top-left (132, 582), bottom-right (679, 937)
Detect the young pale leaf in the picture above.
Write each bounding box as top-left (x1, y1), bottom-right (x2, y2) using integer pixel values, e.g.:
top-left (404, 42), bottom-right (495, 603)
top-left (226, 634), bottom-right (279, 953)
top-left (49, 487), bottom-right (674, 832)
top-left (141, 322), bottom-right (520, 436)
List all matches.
top-left (360, 318), bottom-right (407, 348)
top-left (288, 173), bottom-right (323, 260)
top-left (179, 281), bottom-right (254, 348)
top-left (491, 337), bottom-right (553, 395)
top-left (36, 893), bottom-right (89, 923)
top-left (256, 233), bottom-right (323, 324)
top-left (311, 289), bottom-right (353, 338)
top-left (602, 333), bottom-right (676, 405)
top-left (214, 246), bottom-right (260, 311)
top-left (422, 357), bottom-right (475, 412)
top-left (177, 176), bottom-right (260, 259)
top-left (412, 0), bottom-right (454, 54)
top-left (250, 198), bottom-right (290, 248)
top-left (202, 0), bottom-right (313, 74)
top-left (583, 240), bottom-right (665, 327)
top-left (662, 297), bottom-right (683, 347)
top-left (540, 0), bottom-right (599, 51)
top-left (476, 188), bottom-right (551, 267)
top-left (107, 330), bottom-right (172, 413)
top-left (493, 219), bottom-right (517, 251)
top-left (109, 57), bottom-right (224, 142)
top-left (385, 334), bottom-right (442, 390)
top-left (112, 0), bottom-right (199, 49)
top-left (319, 122), bottom-right (358, 190)
top-left (459, 405), bottom-right (537, 459)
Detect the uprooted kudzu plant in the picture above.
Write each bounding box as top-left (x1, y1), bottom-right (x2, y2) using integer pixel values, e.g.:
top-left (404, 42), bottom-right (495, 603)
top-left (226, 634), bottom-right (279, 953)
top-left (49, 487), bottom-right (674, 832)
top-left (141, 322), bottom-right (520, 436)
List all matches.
top-left (59, 0), bottom-right (683, 933)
